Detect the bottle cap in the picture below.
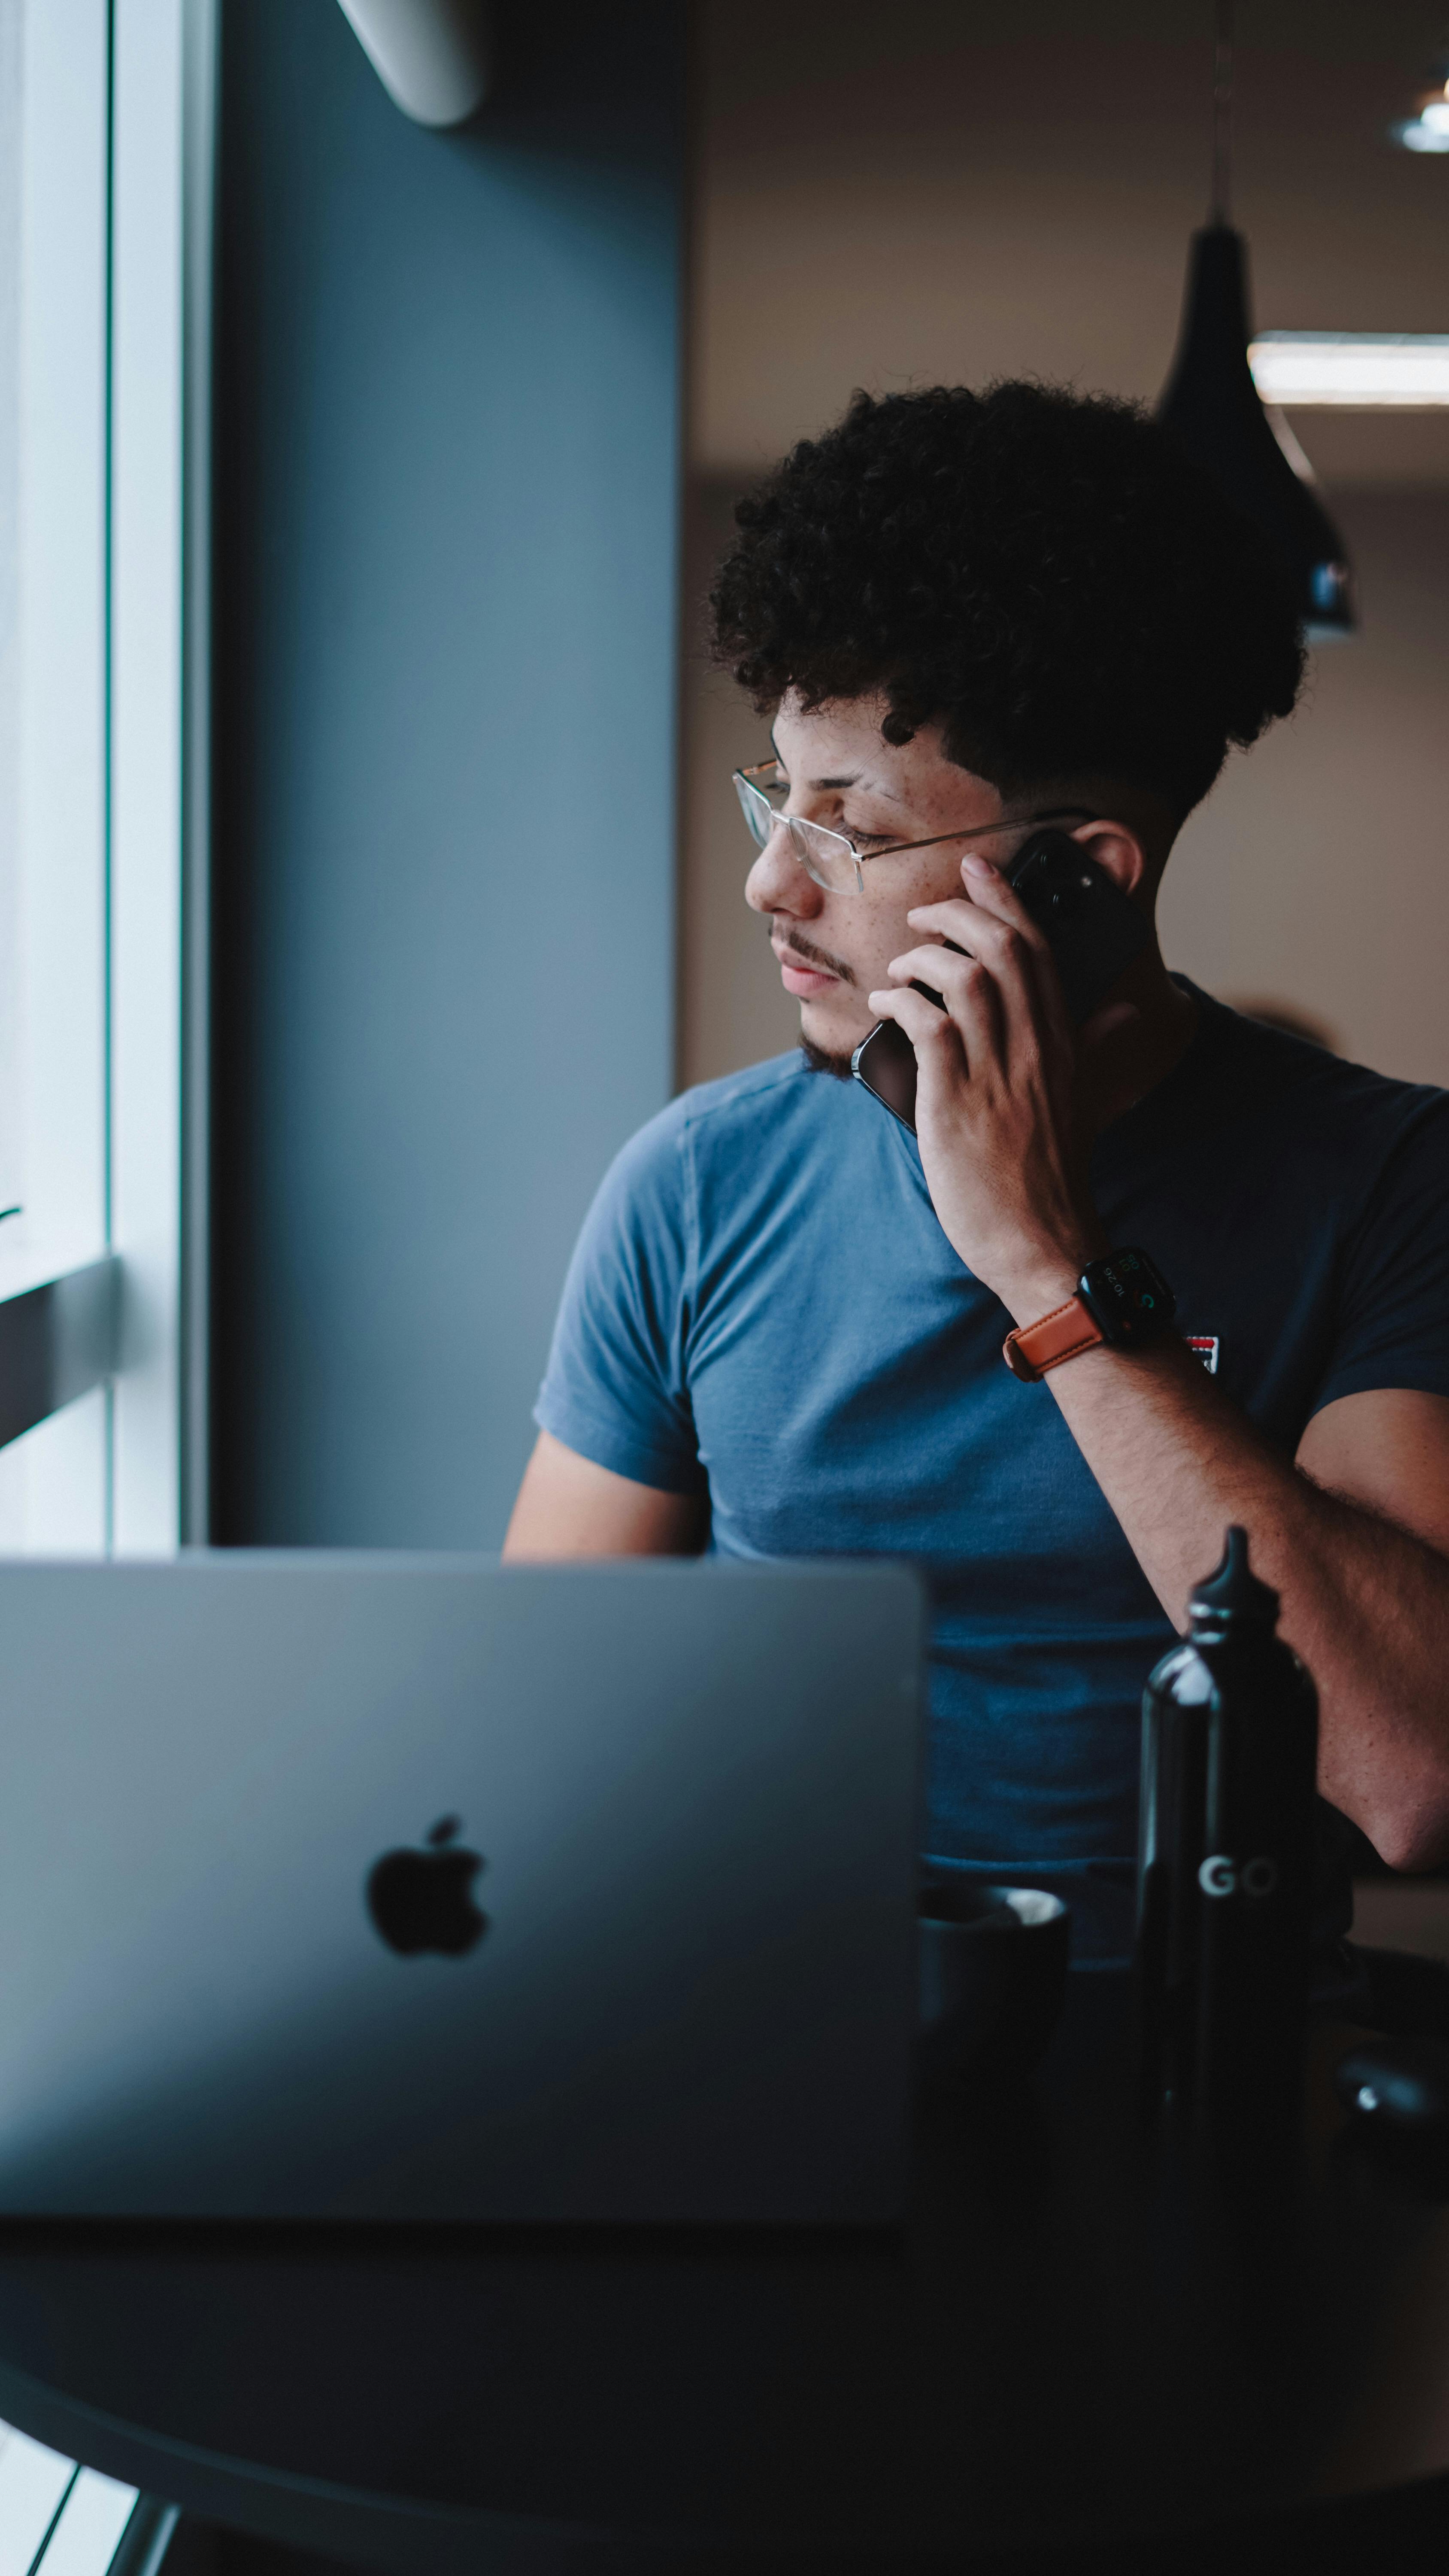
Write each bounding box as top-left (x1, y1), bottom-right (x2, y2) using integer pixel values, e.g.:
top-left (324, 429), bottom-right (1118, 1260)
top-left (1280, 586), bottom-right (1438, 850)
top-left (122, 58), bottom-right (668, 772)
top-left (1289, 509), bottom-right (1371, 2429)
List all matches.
top-left (1188, 1525), bottom-right (1280, 1634)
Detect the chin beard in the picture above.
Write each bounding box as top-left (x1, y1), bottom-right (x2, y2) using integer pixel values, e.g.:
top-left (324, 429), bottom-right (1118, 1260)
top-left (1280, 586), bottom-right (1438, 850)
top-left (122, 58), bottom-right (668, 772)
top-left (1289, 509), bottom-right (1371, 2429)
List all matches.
top-left (799, 1033), bottom-right (857, 1081)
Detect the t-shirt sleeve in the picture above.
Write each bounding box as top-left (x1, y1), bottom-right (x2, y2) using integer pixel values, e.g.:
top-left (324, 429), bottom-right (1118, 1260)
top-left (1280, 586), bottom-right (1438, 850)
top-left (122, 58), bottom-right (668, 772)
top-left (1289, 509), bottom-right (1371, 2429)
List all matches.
top-left (533, 1110), bottom-right (706, 1495)
top-left (1313, 1091), bottom-right (1449, 1414)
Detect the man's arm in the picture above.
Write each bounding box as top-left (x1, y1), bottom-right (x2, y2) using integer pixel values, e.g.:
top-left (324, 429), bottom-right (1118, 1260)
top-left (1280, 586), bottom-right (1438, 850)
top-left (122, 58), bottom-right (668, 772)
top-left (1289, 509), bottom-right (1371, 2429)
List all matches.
top-left (1037, 1350), bottom-right (1449, 1869)
top-left (503, 1429), bottom-right (706, 1560)
top-left (874, 854), bottom-right (1449, 1872)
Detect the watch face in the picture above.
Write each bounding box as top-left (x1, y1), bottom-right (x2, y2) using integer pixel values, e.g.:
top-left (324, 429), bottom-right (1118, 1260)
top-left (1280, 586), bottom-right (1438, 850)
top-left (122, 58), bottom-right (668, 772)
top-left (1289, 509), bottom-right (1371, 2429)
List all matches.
top-left (1079, 1248), bottom-right (1176, 1345)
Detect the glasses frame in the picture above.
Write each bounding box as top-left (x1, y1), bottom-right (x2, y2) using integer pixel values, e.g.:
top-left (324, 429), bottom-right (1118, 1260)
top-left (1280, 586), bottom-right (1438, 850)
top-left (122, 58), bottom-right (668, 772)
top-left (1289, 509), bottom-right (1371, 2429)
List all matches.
top-left (732, 760), bottom-right (1095, 895)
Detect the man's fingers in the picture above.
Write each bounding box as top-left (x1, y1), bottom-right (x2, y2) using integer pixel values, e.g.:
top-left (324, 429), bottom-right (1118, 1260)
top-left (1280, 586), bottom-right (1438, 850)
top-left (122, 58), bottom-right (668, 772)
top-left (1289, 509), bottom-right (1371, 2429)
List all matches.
top-left (885, 940), bottom-right (994, 998)
top-left (866, 984), bottom-right (976, 1128)
top-left (905, 891), bottom-right (1047, 960)
top-left (895, 888), bottom-right (1065, 1066)
top-left (884, 942), bottom-right (1005, 1059)
top-left (867, 983), bottom-right (961, 1051)
top-left (958, 860), bottom-right (1078, 1055)
top-left (893, 911), bottom-right (1038, 999)
top-left (957, 852), bottom-right (1049, 937)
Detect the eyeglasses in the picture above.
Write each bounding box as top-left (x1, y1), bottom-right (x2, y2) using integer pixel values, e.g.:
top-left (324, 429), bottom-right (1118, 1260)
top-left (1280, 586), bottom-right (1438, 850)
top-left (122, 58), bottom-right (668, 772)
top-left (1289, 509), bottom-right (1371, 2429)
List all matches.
top-left (732, 759), bottom-right (1093, 896)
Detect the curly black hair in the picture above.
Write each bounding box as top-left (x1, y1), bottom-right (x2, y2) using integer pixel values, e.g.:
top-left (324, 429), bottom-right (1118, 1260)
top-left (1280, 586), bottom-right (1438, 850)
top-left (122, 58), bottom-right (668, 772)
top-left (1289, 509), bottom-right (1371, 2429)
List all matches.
top-left (709, 382), bottom-right (1304, 824)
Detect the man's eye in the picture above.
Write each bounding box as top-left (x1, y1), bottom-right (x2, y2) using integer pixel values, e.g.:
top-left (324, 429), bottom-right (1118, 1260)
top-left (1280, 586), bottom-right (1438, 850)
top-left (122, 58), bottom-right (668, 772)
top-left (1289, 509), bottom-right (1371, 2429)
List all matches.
top-left (849, 829), bottom-right (893, 850)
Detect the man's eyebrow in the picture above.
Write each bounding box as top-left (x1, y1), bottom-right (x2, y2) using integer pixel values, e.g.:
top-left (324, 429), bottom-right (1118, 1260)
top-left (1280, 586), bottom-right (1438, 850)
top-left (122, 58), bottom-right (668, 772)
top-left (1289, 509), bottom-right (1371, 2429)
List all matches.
top-left (766, 739), bottom-right (903, 799)
top-left (808, 772), bottom-right (905, 800)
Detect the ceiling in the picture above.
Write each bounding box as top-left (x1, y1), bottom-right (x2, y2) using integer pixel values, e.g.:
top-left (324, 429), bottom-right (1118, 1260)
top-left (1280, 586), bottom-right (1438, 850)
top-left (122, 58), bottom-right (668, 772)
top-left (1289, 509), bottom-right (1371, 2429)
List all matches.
top-left (693, 0), bottom-right (1449, 483)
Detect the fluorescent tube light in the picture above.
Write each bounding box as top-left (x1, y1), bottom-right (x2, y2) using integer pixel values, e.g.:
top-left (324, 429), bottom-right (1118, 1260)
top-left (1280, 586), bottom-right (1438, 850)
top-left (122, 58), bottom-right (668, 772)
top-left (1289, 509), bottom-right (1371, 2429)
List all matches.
top-left (0, 2427), bottom-right (152, 2576)
top-left (36, 2473), bottom-right (141, 2576)
top-left (1392, 76), bottom-right (1449, 151)
top-left (0, 2431), bottom-right (78, 2573)
top-left (1248, 334), bottom-right (1449, 408)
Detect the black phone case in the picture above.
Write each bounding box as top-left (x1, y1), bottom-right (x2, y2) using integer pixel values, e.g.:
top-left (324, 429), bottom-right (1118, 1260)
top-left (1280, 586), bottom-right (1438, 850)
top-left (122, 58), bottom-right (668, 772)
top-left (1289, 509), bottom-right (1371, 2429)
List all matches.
top-left (1006, 831), bottom-right (1150, 1023)
top-left (851, 829), bottom-right (1149, 1135)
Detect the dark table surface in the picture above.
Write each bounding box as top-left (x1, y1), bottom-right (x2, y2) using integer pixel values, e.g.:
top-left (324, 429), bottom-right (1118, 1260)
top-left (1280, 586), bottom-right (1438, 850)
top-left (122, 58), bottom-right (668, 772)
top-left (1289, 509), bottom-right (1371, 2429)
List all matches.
top-left (0, 1972), bottom-right (1446, 2576)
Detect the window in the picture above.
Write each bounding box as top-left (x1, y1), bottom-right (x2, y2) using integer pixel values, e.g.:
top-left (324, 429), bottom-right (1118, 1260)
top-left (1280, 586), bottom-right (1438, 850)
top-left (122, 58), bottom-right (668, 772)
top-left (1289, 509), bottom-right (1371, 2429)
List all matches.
top-left (0, 0), bottom-right (213, 1554)
top-left (0, 2419), bottom-right (175, 2576)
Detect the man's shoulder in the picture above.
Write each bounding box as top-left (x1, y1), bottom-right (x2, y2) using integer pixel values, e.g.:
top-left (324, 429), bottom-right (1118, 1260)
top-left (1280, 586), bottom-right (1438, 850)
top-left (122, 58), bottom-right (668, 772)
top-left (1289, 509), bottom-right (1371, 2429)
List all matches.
top-left (1189, 988), bottom-right (1449, 1159)
top-left (675, 1048), bottom-right (825, 1134)
top-left (600, 1051), bottom-right (824, 1209)
top-left (627, 1050), bottom-right (823, 1160)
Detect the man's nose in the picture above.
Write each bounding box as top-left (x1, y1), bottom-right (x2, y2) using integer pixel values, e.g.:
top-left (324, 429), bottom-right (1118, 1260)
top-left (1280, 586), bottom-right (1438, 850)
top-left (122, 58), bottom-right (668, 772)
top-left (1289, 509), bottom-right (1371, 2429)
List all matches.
top-left (745, 822), bottom-right (823, 917)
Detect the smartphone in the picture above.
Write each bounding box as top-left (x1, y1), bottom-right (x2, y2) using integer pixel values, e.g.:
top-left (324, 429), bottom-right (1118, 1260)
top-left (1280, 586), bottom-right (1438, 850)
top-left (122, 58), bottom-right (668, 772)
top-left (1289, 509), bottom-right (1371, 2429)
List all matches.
top-left (851, 828), bottom-right (1149, 1135)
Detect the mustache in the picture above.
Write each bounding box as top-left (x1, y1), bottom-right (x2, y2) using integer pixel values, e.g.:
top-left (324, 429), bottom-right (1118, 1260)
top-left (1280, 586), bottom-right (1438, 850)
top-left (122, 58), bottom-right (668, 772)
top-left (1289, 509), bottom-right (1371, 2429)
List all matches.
top-left (770, 927), bottom-right (857, 987)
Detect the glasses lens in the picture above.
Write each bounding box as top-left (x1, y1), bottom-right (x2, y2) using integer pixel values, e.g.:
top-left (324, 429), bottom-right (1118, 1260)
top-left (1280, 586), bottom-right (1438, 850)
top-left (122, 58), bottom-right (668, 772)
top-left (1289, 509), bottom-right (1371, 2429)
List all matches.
top-left (734, 772), bottom-right (775, 851)
top-left (734, 771), bottom-right (862, 893)
top-left (791, 818), bottom-right (861, 894)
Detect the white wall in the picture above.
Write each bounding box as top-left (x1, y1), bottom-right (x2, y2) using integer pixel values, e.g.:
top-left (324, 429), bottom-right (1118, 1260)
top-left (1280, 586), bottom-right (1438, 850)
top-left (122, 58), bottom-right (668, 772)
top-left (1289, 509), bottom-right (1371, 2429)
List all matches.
top-left (1165, 490), bottom-right (1449, 1085)
top-left (681, 0), bottom-right (1449, 1094)
top-left (0, 0), bottom-right (20, 1223)
top-left (691, 0), bottom-right (1449, 483)
top-left (212, 0), bottom-right (685, 1549)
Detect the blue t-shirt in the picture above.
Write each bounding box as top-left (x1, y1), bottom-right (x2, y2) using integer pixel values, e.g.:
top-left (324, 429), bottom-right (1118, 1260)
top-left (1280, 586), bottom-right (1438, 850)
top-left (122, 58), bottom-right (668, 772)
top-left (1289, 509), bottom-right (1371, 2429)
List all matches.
top-left (536, 984), bottom-right (1449, 1956)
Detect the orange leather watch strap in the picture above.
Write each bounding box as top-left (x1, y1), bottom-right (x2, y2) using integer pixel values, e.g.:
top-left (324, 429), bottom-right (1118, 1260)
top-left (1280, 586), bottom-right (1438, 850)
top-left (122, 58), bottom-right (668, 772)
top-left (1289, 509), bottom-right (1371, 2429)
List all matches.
top-left (1001, 1293), bottom-right (1105, 1383)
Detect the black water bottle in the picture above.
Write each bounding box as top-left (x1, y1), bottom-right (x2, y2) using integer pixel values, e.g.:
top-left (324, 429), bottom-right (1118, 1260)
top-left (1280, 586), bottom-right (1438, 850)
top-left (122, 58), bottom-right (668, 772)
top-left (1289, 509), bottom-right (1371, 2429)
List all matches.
top-left (1137, 1527), bottom-right (1319, 2134)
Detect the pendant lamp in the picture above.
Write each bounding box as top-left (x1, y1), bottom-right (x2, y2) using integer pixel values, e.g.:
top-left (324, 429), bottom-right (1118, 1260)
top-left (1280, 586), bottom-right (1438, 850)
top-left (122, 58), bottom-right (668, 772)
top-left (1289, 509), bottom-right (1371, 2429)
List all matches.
top-left (1156, 3), bottom-right (1354, 639)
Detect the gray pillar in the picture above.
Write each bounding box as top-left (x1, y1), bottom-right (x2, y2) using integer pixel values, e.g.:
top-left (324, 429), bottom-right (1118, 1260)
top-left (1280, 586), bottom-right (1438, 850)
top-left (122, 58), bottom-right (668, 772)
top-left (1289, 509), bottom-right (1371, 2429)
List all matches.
top-left (212, 0), bottom-right (683, 1546)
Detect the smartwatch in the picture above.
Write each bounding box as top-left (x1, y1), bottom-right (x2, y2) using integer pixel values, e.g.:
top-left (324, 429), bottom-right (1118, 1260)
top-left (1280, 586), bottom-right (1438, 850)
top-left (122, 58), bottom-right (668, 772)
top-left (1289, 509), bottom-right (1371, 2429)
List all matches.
top-left (1002, 1248), bottom-right (1176, 1383)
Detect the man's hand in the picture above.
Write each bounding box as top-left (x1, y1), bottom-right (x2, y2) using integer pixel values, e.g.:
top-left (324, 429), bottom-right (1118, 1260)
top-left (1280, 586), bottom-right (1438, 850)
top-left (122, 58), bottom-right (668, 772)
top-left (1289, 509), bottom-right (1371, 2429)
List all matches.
top-left (867, 851), bottom-right (1129, 1319)
top-left (871, 848), bottom-right (1449, 1866)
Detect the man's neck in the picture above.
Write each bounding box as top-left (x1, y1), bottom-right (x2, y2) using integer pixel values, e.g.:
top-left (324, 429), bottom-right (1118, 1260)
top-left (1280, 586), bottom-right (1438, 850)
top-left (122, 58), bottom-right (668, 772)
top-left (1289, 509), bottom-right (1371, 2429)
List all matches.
top-left (1079, 945), bottom-right (1198, 1137)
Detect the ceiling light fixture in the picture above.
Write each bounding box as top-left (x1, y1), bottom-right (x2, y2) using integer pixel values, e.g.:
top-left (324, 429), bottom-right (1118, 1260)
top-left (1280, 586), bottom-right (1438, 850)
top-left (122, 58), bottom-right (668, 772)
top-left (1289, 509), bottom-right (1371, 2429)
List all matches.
top-left (335, 0), bottom-right (490, 128)
top-left (1392, 76), bottom-right (1449, 154)
top-left (1249, 334), bottom-right (1449, 407)
top-left (1156, 1), bottom-right (1355, 640)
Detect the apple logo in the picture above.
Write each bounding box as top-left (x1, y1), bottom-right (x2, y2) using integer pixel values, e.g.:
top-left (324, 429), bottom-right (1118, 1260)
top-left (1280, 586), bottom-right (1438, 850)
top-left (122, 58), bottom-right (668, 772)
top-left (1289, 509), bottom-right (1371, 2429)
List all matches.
top-left (366, 1816), bottom-right (489, 1958)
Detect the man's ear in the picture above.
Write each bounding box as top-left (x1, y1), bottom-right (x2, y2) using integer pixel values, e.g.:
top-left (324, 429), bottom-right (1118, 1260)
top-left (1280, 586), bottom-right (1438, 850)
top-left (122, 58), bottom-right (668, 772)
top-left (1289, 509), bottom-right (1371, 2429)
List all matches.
top-left (1068, 819), bottom-right (1151, 902)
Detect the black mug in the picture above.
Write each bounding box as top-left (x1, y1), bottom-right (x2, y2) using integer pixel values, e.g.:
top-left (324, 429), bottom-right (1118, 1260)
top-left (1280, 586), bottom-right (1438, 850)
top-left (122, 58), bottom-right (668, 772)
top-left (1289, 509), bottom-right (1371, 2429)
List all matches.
top-left (918, 1879), bottom-right (1070, 2086)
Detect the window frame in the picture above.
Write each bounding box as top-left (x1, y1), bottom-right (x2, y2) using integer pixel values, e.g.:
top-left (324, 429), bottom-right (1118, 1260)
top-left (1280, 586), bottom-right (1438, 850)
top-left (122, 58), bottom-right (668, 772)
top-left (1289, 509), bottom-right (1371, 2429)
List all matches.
top-left (0, 0), bottom-right (215, 1553)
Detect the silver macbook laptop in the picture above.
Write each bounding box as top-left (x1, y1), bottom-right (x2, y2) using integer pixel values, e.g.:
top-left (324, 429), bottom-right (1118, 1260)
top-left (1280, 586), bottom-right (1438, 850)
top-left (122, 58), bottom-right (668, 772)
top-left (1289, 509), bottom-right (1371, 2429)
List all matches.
top-left (0, 1554), bottom-right (925, 2225)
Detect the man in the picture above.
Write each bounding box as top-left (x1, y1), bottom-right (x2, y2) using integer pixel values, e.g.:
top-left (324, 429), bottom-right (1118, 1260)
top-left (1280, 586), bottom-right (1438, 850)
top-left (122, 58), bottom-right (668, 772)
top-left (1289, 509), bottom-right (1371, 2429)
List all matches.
top-left (505, 382), bottom-right (1449, 1954)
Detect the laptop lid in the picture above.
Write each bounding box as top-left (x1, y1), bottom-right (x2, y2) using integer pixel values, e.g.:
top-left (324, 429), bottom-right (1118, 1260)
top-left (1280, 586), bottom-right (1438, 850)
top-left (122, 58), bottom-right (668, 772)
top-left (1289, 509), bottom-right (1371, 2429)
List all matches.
top-left (0, 1554), bottom-right (925, 2224)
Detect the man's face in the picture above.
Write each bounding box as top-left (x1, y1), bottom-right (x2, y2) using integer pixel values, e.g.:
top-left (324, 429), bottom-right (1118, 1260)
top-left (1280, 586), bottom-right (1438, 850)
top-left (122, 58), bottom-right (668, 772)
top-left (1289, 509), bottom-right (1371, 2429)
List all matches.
top-left (744, 695), bottom-right (1013, 1067)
